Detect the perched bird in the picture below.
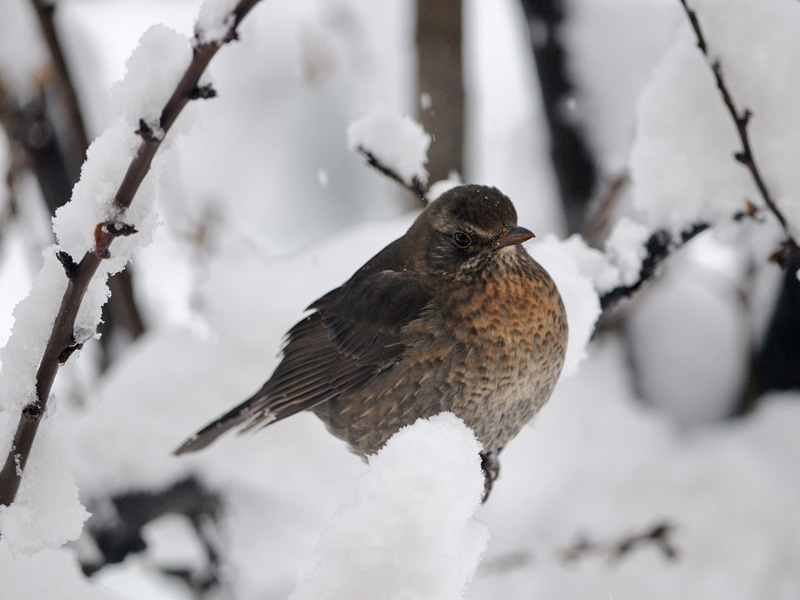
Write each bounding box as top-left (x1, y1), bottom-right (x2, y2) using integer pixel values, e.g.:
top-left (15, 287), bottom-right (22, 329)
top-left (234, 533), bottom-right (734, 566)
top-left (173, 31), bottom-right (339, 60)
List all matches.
top-left (176, 184), bottom-right (568, 498)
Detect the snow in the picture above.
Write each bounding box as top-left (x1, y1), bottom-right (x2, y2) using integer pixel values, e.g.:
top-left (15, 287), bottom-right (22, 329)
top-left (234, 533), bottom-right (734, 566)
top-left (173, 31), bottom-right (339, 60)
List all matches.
top-left (0, 407), bottom-right (89, 554)
top-left (0, 253), bottom-right (68, 415)
top-left (0, 5), bottom-right (202, 556)
top-left (626, 235), bottom-right (751, 425)
top-left (604, 217), bottom-right (651, 286)
top-left (2, 0), bottom-right (800, 598)
top-left (0, 225), bottom-right (31, 350)
top-left (195, 0), bottom-right (240, 44)
top-left (631, 0), bottom-right (800, 236)
top-left (529, 235), bottom-right (601, 376)
top-left (346, 105), bottom-right (431, 187)
top-left (631, 34), bottom-right (754, 233)
top-left (290, 414), bottom-right (488, 600)
top-left (469, 339), bottom-right (800, 600)
top-left (692, 0), bottom-right (800, 238)
top-left (140, 514), bottom-right (208, 570)
top-left (0, 545), bottom-right (120, 600)
top-left (111, 25), bottom-right (193, 135)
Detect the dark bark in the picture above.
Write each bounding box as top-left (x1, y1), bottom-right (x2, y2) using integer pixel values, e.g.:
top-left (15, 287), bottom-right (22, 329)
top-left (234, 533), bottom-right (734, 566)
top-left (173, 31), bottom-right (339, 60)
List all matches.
top-left (416, 0), bottom-right (464, 185)
top-left (83, 477), bottom-right (222, 594)
top-left (519, 0), bottom-right (598, 234)
top-left (753, 252), bottom-right (800, 394)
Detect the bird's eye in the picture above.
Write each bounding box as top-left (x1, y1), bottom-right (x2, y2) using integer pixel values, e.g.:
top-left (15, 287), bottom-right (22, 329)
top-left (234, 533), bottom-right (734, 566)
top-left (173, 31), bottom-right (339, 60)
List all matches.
top-left (453, 231), bottom-right (472, 248)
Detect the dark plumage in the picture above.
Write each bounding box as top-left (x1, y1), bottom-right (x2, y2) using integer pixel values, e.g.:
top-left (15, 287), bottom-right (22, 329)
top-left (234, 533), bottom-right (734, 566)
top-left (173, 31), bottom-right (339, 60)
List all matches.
top-left (175, 184), bottom-right (568, 494)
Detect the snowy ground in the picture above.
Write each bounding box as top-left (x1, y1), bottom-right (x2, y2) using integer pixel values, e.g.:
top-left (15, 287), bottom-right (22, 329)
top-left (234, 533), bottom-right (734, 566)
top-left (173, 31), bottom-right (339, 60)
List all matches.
top-left (1, 0), bottom-right (800, 598)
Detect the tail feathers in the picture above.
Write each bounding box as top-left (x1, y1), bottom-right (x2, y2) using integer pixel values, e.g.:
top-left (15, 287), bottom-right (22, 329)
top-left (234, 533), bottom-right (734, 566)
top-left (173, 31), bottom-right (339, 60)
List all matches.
top-left (173, 388), bottom-right (331, 455)
top-left (173, 399), bottom-right (273, 455)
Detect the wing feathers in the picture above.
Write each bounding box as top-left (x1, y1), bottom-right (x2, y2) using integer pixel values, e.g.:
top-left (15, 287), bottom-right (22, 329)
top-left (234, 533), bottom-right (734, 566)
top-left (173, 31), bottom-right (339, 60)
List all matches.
top-left (174, 269), bottom-right (432, 454)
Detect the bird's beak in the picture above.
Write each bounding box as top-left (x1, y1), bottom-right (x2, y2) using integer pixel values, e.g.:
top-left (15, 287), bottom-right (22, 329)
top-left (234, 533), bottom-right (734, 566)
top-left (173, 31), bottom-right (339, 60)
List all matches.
top-left (495, 226), bottom-right (535, 248)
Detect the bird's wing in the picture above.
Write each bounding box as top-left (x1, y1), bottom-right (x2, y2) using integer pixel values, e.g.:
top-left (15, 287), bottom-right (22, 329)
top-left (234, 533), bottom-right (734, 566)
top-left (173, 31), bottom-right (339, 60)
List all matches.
top-left (174, 270), bottom-right (431, 455)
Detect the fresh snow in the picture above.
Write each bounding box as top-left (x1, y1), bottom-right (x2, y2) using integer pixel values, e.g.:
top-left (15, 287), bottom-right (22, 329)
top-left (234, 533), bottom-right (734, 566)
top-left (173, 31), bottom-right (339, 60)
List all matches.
top-left (346, 105), bottom-right (431, 187)
top-left (1, 0), bottom-right (799, 598)
top-left (195, 0), bottom-right (240, 44)
top-left (1, 8), bottom-right (199, 556)
top-left (290, 414), bottom-right (488, 600)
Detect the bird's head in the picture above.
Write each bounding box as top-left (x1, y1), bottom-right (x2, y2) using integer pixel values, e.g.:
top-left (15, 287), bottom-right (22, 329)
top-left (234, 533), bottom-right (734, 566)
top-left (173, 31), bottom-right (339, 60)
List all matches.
top-left (408, 184), bottom-right (534, 276)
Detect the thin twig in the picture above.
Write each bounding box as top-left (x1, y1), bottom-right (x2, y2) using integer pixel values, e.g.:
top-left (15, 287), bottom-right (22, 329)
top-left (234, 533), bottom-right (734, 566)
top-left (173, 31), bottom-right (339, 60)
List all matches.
top-left (355, 145), bottom-right (429, 206)
top-left (678, 0), bottom-right (798, 251)
top-left (560, 520), bottom-right (679, 564)
top-left (0, 0), bottom-right (263, 508)
top-left (600, 1), bottom-right (794, 317)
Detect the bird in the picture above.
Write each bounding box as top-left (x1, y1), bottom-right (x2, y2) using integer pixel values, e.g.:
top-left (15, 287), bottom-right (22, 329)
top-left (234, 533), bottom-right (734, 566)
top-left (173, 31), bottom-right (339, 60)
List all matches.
top-left (175, 184), bottom-right (568, 499)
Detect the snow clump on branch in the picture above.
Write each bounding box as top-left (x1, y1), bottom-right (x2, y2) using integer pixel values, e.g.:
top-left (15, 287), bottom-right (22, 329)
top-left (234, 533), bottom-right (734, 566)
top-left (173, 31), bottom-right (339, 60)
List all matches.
top-left (347, 105), bottom-right (431, 188)
top-left (290, 413), bottom-right (488, 600)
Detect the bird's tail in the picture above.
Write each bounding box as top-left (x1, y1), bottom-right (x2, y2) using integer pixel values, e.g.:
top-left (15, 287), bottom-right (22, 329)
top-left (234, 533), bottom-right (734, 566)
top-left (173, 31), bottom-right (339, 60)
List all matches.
top-left (173, 395), bottom-right (276, 455)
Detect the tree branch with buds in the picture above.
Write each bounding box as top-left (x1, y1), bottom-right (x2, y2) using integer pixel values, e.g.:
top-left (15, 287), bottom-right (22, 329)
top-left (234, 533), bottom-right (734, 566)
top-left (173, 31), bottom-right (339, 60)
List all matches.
top-left (0, 0), bottom-right (263, 508)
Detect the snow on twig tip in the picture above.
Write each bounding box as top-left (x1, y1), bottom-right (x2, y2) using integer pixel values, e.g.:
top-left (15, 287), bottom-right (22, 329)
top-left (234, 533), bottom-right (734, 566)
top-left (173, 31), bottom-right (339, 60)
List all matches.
top-left (347, 106), bottom-right (431, 200)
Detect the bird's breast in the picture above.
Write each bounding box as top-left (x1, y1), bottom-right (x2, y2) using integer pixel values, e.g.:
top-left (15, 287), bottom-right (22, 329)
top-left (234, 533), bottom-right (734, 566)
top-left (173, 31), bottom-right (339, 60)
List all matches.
top-left (431, 253), bottom-right (568, 450)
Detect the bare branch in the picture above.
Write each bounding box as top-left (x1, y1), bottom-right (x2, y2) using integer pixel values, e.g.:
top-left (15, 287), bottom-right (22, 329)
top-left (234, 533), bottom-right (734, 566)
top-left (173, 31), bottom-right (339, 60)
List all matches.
top-left (0, 0), bottom-right (264, 508)
top-left (560, 520), bottom-right (679, 564)
top-left (355, 145), bottom-right (429, 206)
top-left (679, 0), bottom-right (798, 253)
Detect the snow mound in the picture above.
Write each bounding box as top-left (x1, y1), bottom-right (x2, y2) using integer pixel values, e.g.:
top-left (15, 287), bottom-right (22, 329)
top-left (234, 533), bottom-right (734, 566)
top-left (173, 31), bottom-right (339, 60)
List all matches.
top-left (290, 413), bottom-right (489, 600)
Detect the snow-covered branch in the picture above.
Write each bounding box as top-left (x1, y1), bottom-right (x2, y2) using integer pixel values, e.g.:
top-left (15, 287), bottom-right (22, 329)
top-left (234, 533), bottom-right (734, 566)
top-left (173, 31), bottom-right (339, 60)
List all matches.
top-left (0, 0), bottom-right (263, 508)
top-left (679, 0), bottom-right (799, 258)
top-left (347, 106), bottom-right (431, 204)
top-left (355, 146), bottom-right (430, 204)
top-left (599, 222), bottom-right (709, 313)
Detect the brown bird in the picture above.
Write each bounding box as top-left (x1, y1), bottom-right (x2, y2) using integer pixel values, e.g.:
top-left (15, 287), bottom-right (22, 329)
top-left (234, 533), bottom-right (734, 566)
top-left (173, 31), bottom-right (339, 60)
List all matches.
top-left (175, 184), bottom-right (568, 498)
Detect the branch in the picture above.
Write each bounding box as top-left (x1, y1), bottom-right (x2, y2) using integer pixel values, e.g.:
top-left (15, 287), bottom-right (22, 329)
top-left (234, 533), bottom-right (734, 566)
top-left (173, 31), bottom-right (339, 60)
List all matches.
top-left (27, 0), bottom-right (148, 353)
top-left (679, 0), bottom-right (799, 253)
top-left (0, 0), bottom-right (263, 508)
top-left (599, 221), bottom-right (709, 313)
top-left (355, 145), bottom-right (429, 206)
top-left (598, 204), bottom-right (758, 314)
top-left (560, 520), bottom-right (679, 564)
top-left (30, 0), bottom-right (90, 161)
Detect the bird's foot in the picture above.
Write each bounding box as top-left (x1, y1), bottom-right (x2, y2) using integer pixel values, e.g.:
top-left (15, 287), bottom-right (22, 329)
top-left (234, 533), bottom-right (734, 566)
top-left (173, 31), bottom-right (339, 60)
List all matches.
top-left (480, 449), bottom-right (502, 503)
